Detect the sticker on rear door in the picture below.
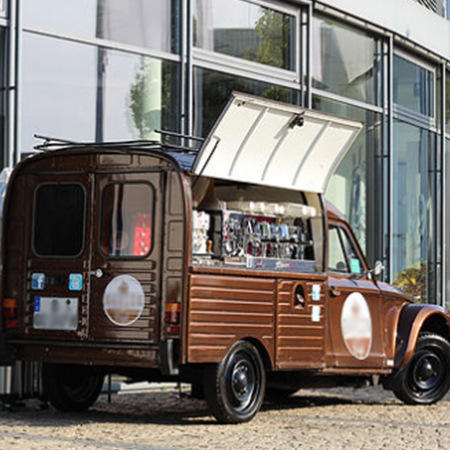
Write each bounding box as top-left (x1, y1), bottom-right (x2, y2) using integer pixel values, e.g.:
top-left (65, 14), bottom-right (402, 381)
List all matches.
top-left (103, 275), bottom-right (145, 327)
top-left (340, 292), bottom-right (372, 360)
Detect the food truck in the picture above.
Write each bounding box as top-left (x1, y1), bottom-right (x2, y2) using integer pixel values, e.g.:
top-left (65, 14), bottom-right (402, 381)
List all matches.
top-left (1, 93), bottom-right (450, 423)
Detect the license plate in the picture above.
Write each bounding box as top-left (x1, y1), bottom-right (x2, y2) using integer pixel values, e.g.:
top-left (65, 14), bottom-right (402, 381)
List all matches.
top-left (33, 297), bottom-right (78, 330)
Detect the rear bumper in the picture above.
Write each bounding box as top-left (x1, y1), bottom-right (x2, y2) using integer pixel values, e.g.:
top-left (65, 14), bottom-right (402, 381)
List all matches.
top-left (9, 338), bottom-right (160, 369)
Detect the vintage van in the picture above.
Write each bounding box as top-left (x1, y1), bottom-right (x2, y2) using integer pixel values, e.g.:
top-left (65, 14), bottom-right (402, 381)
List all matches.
top-left (1, 93), bottom-right (450, 424)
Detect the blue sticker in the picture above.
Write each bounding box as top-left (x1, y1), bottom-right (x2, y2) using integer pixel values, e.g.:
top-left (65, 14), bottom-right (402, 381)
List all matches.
top-left (31, 273), bottom-right (46, 291)
top-left (312, 284), bottom-right (321, 301)
top-left (350, 258), bottom-right (361, 274)
top-left (34, 297), bottom-right (41, 312)
top-left (69, 274), bottom-right (83, 291)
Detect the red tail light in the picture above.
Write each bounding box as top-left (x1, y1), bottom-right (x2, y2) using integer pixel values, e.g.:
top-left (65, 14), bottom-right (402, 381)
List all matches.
top-left (165, 302), bottom-right (181, 334)
top-left (3, 298), bottom-right (18, 329)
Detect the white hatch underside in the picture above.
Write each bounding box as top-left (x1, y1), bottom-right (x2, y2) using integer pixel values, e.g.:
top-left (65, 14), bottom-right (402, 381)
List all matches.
top-left (192, 93), bottom-right (363, 194)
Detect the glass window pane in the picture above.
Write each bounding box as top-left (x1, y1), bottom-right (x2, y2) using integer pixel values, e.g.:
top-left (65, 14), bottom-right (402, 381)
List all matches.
top-left (393, 55), bottom-right (434, 117)
top-left (339, 228), bottom-right (364, 275)
top-left (23, 0), bottom-right (179, 54)
top-left (193, 0), bottom-right (297, 71)
top-left (100, 183), bottom-right (154, 258)
top-left (194, 67), bottom-right (300, 136)
top-left (312, 14), bottom-right (381, 105)
top-left (392, 121), bottom-right (435, 301)
top-left (34, 184), bottom-right (85, 257)
top-left (315, 96), bottom-right (382, 259)
top-left (328, 227), bottom-right (348, 272)
top-left (22, 33), bottom-right (180, 154)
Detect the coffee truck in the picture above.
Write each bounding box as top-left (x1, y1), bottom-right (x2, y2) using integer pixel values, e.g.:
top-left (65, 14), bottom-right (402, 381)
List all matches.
top-left (1, 93), bottom-right (450, 423)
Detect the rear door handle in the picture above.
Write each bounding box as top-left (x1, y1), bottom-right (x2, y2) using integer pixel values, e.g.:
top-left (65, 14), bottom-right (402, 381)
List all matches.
top-left (329, 286), bottom-right (341, 297)
top-left (90, 268), bottom-right (104, 278)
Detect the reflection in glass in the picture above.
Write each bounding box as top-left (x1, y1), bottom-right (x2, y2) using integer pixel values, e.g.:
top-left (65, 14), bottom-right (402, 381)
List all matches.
top-left (193, 0), bottom-right (296, 71)
top-left (101, 183), bottom-right (154, 258)
top-left (23, 0), bottom-right (178, 54)
top-left (312, 15), bottom-right (381, 105)
top-left (446, 72), bottom-right (450, 134)
top-left (22, 33), bottom-right (180, 153)
top-left (315, 96), bottom-right (382, 257)
top-left (194, 67), bottom-right (300, 137)
top-left (392, 121), bottom-right (435, 300)
top-left (393, 55), bottom-right (434, 117)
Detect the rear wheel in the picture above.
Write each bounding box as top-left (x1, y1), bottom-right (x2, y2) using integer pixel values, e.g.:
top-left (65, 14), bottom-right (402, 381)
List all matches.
top-left (43, 363), bottom-right (104, 412)
top-left (204, 341), bottom-right (266, 424)
top-left (393, 333), bottom-right (450, 405)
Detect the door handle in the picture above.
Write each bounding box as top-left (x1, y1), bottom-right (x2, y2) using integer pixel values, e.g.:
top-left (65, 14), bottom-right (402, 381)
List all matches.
top-left (90, 268), bottom-right (104, 279)
top-left (329, 286), bottom-right (341, 297)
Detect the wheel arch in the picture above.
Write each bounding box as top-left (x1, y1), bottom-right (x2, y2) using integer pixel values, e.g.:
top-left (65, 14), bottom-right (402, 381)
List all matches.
top-left (243, 337), bottom-right (273, 371)
top-left (395, 304), bottom-right (450, 369)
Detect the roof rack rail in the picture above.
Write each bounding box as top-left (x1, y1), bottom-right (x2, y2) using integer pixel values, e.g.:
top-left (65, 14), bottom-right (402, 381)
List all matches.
top-left (33, 134), bottom-right (200, 155)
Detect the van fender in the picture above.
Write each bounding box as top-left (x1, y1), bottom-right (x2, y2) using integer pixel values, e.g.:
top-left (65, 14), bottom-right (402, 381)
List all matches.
top-left (395, 304), bottom-right (450, 369)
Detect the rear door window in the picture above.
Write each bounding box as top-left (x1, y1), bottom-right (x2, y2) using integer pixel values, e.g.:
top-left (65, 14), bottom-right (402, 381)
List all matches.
top-left (33, 183), bottom-right (86, 257)
top-left (100, 183), bottom-right (154, 258)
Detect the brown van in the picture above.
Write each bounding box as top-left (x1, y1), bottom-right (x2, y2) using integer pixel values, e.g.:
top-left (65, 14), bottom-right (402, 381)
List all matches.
top-left (1, 93), bottom-right (450, 423)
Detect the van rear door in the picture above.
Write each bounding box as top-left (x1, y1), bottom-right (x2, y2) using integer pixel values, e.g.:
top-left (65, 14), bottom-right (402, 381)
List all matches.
top-left (89, 171), bottom-right (164, 344)
top-left (26, 170), bottom-right (164, 345)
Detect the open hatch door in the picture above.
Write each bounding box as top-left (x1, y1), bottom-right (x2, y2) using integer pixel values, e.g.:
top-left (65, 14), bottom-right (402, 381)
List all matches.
top-left (192, 93), bottom-right (363, 194)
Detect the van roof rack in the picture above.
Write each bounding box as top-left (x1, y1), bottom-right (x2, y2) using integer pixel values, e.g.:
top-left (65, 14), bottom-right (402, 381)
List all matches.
top-left (33, 131), bottom-right (203, 155)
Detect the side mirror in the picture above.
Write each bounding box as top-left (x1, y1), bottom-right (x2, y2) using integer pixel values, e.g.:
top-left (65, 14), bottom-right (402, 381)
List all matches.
top-left (373, 260), bottom-right (384, 278)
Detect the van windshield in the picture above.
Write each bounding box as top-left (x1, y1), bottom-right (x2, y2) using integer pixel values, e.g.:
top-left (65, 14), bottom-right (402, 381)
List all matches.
top-left (33, 183), bottom-right (86, 257)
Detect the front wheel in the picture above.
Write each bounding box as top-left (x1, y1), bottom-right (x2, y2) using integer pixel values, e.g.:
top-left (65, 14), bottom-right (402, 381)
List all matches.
top-left (43, 363), bottom-right (104, 412)
top-left (203, 341), bottom-right (266, 424)
top-left (393, 333), bottom-right (450, 405)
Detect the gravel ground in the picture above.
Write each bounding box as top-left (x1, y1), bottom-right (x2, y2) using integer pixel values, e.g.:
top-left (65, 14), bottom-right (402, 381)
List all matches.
top-left (1, 386), bottom-right (450, 450)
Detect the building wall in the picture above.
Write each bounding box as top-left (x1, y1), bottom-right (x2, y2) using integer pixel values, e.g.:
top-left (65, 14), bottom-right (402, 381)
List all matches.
top-left (0, 0), bottom-right (449, 306)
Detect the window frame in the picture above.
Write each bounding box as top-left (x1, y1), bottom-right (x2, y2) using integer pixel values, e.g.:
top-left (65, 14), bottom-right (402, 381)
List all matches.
top-left (192, 0), bottom-right (301, 83)
top-left (393, 49), bottom-right (437, 123)
top-left (98, 180), bottom-right (156, 260)
top-left (328, 223), bottom-right (365, 276)
top-left (32, 182), bottom-right (87, 259)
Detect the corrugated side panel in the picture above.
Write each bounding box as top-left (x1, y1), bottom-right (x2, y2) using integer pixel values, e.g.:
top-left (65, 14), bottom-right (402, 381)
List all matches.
top-left (187, 274), bottom-right (276, 364)
top-left (276, 279), bottom-right (326, 369)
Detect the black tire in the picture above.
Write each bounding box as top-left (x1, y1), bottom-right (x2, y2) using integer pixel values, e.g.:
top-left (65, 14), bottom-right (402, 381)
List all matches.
top-left (393, 333), bottom-right (450, 405)
top-left (43, 363), bottom-right (104, 412)
top-left (203, 341), bottom-right (266, 424)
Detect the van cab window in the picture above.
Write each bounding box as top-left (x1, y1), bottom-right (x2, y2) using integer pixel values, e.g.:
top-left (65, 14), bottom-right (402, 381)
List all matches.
top-left (100, 183), bottom-right (154, 258)
top-left (328, 225), bottom-right (364, 275)
top-left (33, 183), bottom-right (86, 257)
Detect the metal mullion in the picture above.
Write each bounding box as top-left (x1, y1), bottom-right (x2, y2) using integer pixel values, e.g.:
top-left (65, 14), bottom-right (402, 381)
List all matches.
top-left (305, 2), bottom-right (312, 108)
top-left (387, 35), bottom-right (394, 282)
top-left (192, 48), bottom-right (300, 84)
top-left (192, 57), bottom-right (301, 92)
top-left (310, 88), bottom-right (384, 114)
top-left (22, 26), bottom-right (181, 63)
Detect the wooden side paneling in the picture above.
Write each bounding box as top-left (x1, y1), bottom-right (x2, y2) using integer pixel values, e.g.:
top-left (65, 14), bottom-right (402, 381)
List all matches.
top-left (187, 274), bottom-right (276, 364)
top-left (276, 278), bottom-right (326, 369)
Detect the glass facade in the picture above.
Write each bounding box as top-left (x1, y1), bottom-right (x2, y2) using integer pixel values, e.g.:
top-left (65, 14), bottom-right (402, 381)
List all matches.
top-left (392, 122), bottom-right (435, 299)
top-left (193, 0), bottom-right (297, 71)
top-left (0, 0), bottom-right (447, 304)
top-left (194, 67), bottom-right (299, 136)
top-left (312, 14), bottom-right (382, 105)
top-left (313, 96), bottom-right (382, 261)
top-left (23, 0), bottom-right (179, 54)
top-left (393, 54), bottom-right (435, 117)
top-left (21, 33), bottom-right (180, 152)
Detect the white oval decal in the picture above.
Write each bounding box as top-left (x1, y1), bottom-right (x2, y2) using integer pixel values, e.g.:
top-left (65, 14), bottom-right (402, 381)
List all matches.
top-left (103, 275), bottom-right (145, 327)
top-left (340, 292), bottom-right (372, 360)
